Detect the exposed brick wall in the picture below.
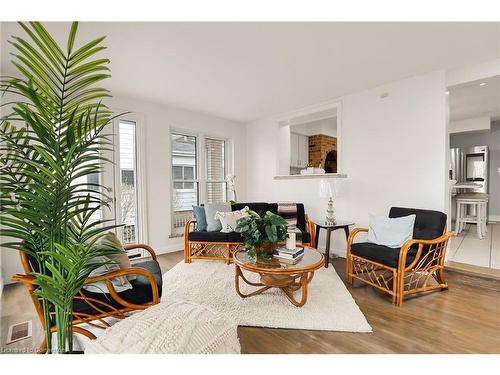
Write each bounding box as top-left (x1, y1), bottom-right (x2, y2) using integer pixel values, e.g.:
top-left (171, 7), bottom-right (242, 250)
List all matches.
top-left (309, 134), bottom-right (337, 171)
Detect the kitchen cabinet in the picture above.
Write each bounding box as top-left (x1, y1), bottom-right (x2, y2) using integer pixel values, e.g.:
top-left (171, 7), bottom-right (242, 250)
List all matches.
top-left (298, 134), bottom-right (309, 167)
top-left (290, 132), bottom-right (309, 168)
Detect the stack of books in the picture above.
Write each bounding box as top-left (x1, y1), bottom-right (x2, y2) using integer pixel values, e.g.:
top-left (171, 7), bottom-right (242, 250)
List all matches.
top-left (273, 246), bottom-right (304, 264)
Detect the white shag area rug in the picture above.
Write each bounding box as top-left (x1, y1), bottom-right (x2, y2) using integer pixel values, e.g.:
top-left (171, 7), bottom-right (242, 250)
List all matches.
top-left (161, 261), bottom-right (372, 333)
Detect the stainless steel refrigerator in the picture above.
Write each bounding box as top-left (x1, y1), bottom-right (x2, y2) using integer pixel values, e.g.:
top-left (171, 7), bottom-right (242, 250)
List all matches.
top-left (450, 145), bottom-right (489, 219)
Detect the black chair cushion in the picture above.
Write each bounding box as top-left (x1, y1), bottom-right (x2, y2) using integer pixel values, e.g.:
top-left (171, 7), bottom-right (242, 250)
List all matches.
top-left (389, 207), bottom-right (446, 240)
top-left (295, 203), bottom-right (306, 231)
top-left (74, 260), bottom-right (163, 315)
top-left (231, 202), bottom-right (305, 228)
top-left (188, 231), bottom-right (229, 242)
top-left (231, 202), bottom-right (278, 216)
top-left (351, 242), bottom-right (416, 268)
top-left (296, 230), bottom-right (310, 244)
top-left (190, 202), bottom-right (310, 243)
top-left (226, 231), bottom-right (243, 242)
top-left (131, 260), bottom-right (163, 296)
top-left (190, 227), bottom-right (310, 244)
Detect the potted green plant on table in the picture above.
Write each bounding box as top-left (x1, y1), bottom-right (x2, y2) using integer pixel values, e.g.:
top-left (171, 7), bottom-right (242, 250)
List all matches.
top-left (0, 22), bottom-right (123, 353)
top-left (235, 210), bottom-right (288, 259)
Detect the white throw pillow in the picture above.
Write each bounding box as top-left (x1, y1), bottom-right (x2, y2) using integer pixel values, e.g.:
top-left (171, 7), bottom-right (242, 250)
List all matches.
top-left (215, 206), bottom-right (250, 233)
top-left (97, 232), bottom-right (136, 281)
top-left (83, 256), bottom-right (133, 294)
top-left (367, 214), bottom-right (416, 248)
top-left (205, 202), bottom-right (232, 232)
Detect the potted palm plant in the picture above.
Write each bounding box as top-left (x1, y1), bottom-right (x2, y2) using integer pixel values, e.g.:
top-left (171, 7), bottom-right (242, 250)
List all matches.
top-left (235, 210), bottom-right (288, 258)
top-left (1, 22), bottom-right (123, 353)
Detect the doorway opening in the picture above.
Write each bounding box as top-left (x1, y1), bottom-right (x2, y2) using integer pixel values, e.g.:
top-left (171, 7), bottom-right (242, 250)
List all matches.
top-left (446, 75), bottom-right (500, 276)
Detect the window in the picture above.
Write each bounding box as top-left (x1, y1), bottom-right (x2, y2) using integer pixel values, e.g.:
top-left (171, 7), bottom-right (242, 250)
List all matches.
top-left (170, 132), bottom-right (229, 236)
top-left (205, 138), bottom-right (226, 203)
top-left (119, 120), bottom-right (139, 244)
top-left (173, 166), bottom-right (195, 189)
top-left (171, 134), bottom-right (199, 235)
top-left (72, 172), bottom-right (101, 223)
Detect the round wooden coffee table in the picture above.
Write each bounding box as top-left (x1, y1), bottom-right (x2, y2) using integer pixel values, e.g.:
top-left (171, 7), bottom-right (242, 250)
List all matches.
top-left (233, 247), bottom-right (324, 307)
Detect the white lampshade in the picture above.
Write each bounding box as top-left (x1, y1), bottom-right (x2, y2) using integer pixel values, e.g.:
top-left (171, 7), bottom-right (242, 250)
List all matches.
top-left (319, 179), bottom-right (338, 198)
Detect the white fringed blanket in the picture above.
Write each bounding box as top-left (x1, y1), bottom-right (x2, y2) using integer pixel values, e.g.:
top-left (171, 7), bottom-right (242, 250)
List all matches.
top-left (84, 299), bottom-right (240, 354)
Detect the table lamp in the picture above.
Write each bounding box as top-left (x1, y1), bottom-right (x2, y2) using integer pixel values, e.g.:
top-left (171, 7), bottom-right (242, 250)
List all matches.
top-left (319, 179), bottom-right (337, 225)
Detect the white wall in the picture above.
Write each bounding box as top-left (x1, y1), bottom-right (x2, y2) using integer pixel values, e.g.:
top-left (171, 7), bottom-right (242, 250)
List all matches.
top-left (106, 95), bottom-right (247, 254)
top-left (246, 70), bottom-right (448, 256)
top-left (446, 58), bottom-right (500, 87)
top-left (450, 115), bottom-right (491, 134)
top-left (291, 117), bottom-right (337, 137)
top-left (0, 94), bottom-right (246, 285)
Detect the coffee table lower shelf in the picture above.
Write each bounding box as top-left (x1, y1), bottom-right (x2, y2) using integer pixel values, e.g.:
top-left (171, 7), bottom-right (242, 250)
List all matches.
top-left (234, 265), bottom-right (316, 307)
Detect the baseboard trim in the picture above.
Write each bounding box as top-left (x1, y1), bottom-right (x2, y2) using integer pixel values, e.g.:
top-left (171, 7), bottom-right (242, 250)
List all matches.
top-left (155, 244), bottom-right (184, 255)
top-left (489, 215), bottom-right (500, 222)
top-left (446, 261), bottom-right (500, 281)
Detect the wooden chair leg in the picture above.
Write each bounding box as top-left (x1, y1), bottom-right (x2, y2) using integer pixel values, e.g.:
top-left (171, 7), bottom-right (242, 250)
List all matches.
top-left (397, 269), bottom-right (405, 307)
top-left (346, 255), bottom-right (353, 284)
top-left (436, 268), bottom-right (448, 288)
top-left (391, 269), bottom-right (398, 305)
top-left (38, 337), bottom-right (48, 354)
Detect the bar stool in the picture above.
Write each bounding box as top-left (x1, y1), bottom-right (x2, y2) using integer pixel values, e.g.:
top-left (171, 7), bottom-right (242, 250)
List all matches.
top-left (455, 193), bottom-right (488, 239)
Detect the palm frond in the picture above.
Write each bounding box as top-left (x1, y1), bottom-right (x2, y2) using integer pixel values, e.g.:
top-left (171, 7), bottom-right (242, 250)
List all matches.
top-left (0, 21), bottom-right (123, 353)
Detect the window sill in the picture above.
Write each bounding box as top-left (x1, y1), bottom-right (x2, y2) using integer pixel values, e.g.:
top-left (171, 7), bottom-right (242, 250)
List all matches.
top-left (273, 173), bottom-right (347, 180)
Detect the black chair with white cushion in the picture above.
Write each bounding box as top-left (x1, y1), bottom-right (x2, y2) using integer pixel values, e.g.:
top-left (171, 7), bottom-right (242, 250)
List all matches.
top-left (13, 243), bottom-right (162, 353)
top-left (346, 207), bottom-right (453, 306)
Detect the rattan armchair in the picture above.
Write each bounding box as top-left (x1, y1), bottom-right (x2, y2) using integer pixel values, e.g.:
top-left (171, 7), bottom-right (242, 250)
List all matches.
top-left (346, 207), bottom-right (453, 306)
top-left (12, 243), bottom-right (162, 353)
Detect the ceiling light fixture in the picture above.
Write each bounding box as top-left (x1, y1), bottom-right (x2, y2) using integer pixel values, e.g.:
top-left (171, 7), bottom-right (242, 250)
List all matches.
top-left (445, 91), bottom-right (450, 95)
top-left (479, 82), bottom-right (487, 86)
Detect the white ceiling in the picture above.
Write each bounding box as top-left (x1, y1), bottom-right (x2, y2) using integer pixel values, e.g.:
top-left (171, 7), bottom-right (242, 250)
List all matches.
top-left (1, 22), bottom-right (499, 122)
top-left (449, 75), bottom-right (500, 121)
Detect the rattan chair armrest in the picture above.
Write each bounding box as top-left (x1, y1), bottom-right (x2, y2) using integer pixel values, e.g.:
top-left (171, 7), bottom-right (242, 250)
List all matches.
top-left (84, 267), bottom-right (159, 304)
top-left (304, 214), bottom-right (311, 233)
top-left (304, 214), bottom-right (315, 246)
top-left (11, 273), bottom-right (35, 284)
top-left (84, 267), bottom-right (153, 284)
top-left (123, 243), bottom-right (157, 260)
top-left (346, 227), bottom-right (368, 258)
top-left (184, 219), bottom-right (197, 237)
top-left (401, 232), bottom-right (454, 249)
top-left (347, 227), bottom-right (368, 244)
top-left (398, 231), bottom-right (454, 270)
top-left (184, 219), bottom-right (197, 231)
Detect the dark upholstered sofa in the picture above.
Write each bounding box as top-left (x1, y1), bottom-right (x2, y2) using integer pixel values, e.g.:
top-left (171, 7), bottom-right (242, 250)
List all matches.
top-left (184, 202), bottom-right (314, 263)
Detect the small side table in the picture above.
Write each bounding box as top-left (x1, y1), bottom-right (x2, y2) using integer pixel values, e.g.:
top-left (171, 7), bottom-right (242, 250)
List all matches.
top-left (313, 220), bottom-right (354, 268)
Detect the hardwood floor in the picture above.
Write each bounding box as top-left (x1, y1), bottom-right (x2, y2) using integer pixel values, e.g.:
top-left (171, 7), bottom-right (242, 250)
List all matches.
top-left (240, 257), bottom-right (500, 354)
top-left (1, 251), bottom-right (500, 354)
